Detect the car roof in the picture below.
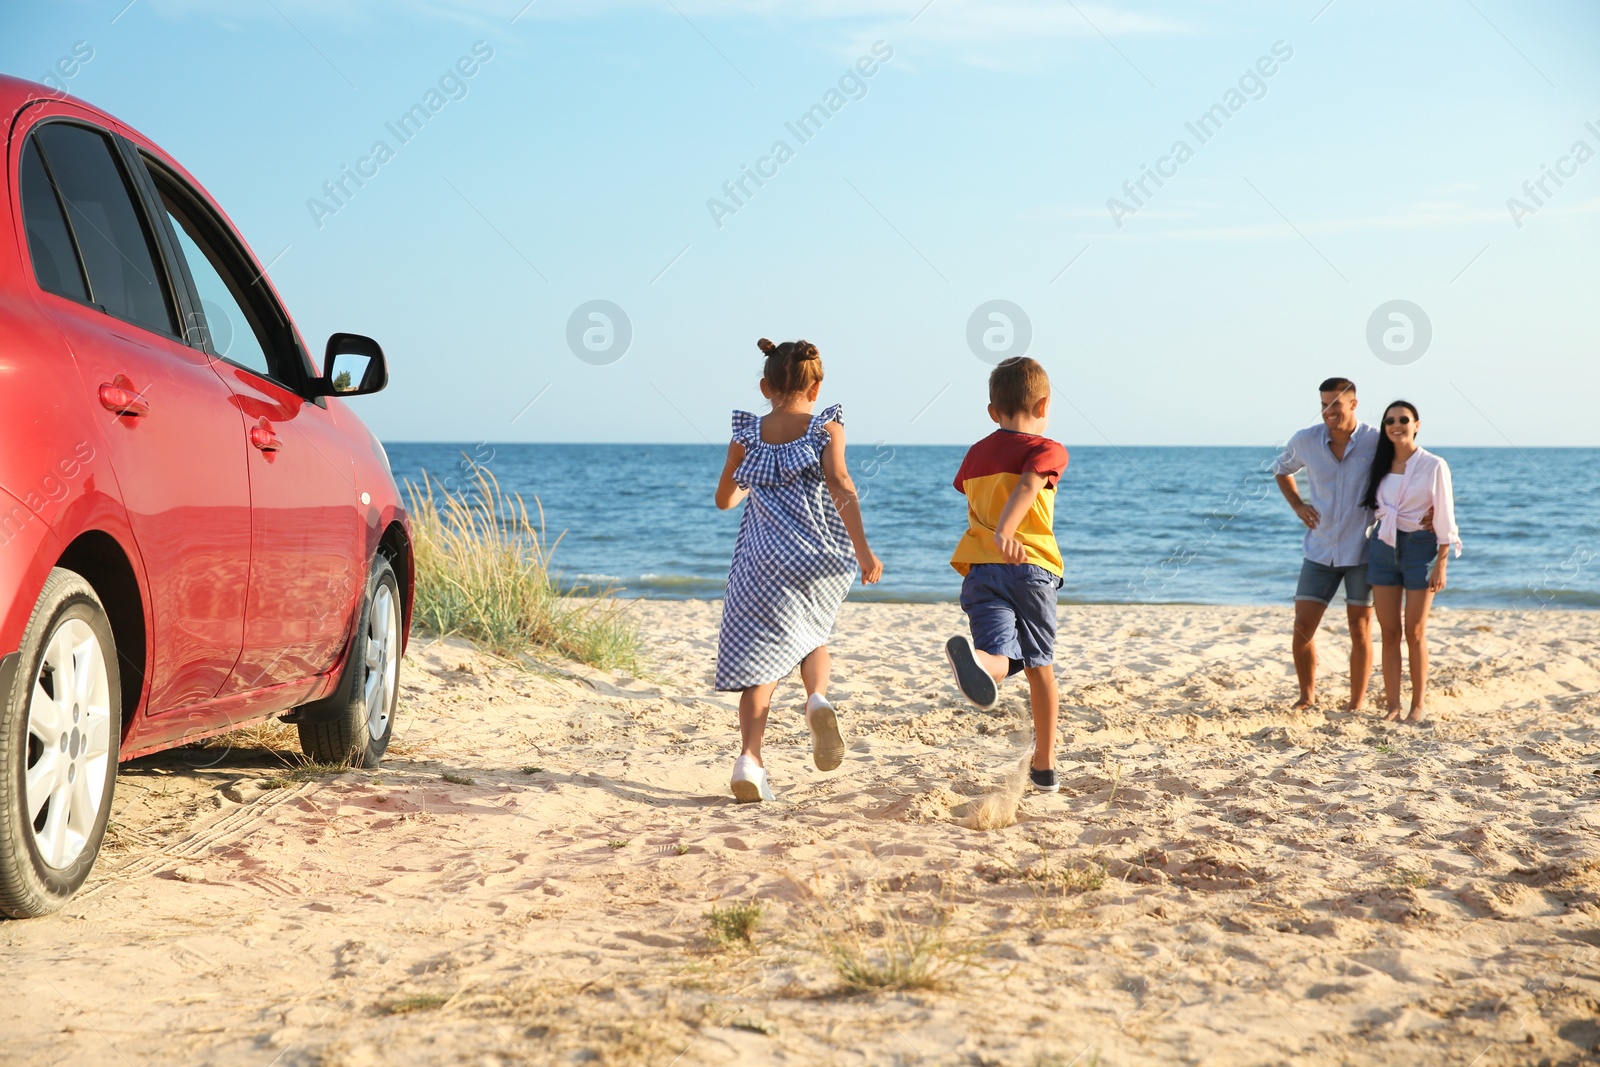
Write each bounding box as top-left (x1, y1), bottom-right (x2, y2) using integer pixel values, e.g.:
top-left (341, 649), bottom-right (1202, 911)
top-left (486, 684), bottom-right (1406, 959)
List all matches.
top-left (1, 74), bottom-right (117, 131)
top-left (1, 74), bottom-right (317, 370)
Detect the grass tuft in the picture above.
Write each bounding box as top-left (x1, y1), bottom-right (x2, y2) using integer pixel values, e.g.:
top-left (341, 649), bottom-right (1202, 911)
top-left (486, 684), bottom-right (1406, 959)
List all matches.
top-left (450, 977), bottom-right (698, 1064)
top-left (1388, 866), bottom-right (1431, 889)
top-left (261, 762), bottom-right (348, 788)
top-left (1023, 851), bottom-right (1108, 894)
top-left (196, 717), bottom-right (301, 755)
top-left (812, 901), bottom-right (978, 993)
top-left (374, 993), bottom-right (451, 1016)
top-left (407, 467), bottom-right (639, 670)
top-left (706, 901), bottom-right (764, 948)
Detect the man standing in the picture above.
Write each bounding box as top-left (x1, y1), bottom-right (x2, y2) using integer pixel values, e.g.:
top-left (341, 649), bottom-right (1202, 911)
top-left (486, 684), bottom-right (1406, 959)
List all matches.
top-left (1273, 378), bottom-right (1378, 711)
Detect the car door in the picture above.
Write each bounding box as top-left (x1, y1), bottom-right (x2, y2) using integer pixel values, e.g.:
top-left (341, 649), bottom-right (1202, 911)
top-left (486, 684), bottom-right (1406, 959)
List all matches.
top-left (140, 157), bottom-right (363, 695)
top-left (17, 116), bottom-right (251, 713)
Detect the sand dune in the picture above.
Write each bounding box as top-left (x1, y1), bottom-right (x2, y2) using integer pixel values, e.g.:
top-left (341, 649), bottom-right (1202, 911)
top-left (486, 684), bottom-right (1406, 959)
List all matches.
top-left (5, 601), bottom-right (1599, 1065)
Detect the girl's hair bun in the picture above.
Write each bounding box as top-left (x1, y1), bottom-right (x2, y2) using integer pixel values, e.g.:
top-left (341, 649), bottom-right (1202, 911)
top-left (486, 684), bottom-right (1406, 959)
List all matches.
top-left (756, 336), bottom-right (824, 396)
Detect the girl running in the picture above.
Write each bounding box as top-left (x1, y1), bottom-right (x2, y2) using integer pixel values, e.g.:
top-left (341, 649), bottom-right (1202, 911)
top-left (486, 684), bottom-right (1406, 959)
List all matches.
top-left (713, 338), bottom-right (883, 803)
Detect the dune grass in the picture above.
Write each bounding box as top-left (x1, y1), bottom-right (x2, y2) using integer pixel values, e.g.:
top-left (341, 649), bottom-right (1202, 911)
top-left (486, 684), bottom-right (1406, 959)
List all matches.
top-left (811, 899), bottom-right (981, 993)
top-left (705, 901), bottom-right (764, 949)
top-left (261, 762), bottom-right (349, 788)
top-left (407, 468), bottom-right (639, 671)
top-left (374, 992), bottom-right (452, 1016)
top-left (197, 717), bottom-right (301, 754)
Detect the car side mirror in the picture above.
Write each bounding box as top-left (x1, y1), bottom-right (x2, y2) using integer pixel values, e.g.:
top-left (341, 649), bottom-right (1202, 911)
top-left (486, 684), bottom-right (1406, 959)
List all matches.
top-left (315, 333), bottom-right (388, 397)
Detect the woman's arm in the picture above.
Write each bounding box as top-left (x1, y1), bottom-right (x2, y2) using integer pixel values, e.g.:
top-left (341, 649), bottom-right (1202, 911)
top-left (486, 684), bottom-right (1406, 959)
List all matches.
top-left (1427, 458), bottom-right (1458, 591)
top-left (715, 441), bottom-right (748, 510)
top-left (820, 422), bottom-right (883, 583)
top-left (1430, 459), bottom-right (1461, 555)
top-left (1429, 543), bottom-right (1450, 592)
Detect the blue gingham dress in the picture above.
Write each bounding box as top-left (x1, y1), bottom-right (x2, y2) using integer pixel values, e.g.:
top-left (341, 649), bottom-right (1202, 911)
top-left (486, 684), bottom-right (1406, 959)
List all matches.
top-left (715, 404), bottom-right (857, 691)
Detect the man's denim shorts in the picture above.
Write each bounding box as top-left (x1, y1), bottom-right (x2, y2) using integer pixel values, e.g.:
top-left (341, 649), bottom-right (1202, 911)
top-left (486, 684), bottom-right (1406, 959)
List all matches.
top-left (1295, 557), bottom-right (1372, 607)
top-left (959, 562), bottom-right (1063, 676)
top-left (1367, 529), bottom-right (1439, 591)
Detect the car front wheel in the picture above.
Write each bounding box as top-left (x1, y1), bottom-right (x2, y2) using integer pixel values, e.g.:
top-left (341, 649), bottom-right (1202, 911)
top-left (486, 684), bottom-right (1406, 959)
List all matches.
top-left (296, 555), bottom-right (400, 769)
top-left (0, 568), bottom-right (121, 919)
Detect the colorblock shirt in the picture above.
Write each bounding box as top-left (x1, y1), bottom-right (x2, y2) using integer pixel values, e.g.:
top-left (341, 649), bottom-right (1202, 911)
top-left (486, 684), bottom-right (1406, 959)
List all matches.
top-left (1271, 421), bottom-right (1379, 569)
top-left (950, 429), bottom-right (1068, 577)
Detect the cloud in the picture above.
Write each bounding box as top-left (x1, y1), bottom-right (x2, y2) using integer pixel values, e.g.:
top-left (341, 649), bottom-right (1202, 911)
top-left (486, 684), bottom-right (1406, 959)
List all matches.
top-left (1125, 196), bottom-right (1600, 241)
top-left (1023, 194), bottom-right (1600, 244)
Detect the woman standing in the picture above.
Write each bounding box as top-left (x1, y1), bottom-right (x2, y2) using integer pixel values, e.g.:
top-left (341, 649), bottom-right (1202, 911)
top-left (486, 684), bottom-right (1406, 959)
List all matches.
top-left (1362, 401), bottom-right (1461, 722)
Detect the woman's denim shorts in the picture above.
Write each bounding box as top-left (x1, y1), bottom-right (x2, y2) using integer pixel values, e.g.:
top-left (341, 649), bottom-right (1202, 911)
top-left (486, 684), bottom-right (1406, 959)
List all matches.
top-left (1367, 529), bottom-right (1439, 591)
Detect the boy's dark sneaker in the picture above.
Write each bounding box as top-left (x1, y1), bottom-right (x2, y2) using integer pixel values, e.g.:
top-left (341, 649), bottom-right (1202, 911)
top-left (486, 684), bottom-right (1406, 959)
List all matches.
top-left (1030, 767), bottom-right (1060, 793)
top-left (944, 635), bottom-right (998, 709)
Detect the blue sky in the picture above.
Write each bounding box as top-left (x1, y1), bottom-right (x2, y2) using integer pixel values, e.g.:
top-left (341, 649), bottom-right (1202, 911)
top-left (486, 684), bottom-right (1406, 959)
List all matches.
top-left (6, 1), bottom-right (1598, 446)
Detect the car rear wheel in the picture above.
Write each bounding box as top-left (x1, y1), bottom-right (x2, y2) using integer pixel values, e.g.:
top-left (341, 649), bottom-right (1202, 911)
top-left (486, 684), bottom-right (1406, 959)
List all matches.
top-left (0, 568), bottom-right (121, 919)
top-left (296, 555), bottom-right (400, 769)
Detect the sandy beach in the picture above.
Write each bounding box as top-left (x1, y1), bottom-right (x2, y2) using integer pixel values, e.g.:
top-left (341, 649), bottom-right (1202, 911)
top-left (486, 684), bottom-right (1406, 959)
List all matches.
top-left (5, 599), bottom-right (1599, 1066)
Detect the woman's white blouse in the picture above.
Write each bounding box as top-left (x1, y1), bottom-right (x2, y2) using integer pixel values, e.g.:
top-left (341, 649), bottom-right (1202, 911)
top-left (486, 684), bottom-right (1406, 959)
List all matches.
top-left (1373, 448), bottom-right (1461, 555)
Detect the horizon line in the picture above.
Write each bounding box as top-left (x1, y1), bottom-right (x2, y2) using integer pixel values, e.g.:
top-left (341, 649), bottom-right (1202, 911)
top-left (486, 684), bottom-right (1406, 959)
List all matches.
top-left (381, 439), bottom-right (1600, 450)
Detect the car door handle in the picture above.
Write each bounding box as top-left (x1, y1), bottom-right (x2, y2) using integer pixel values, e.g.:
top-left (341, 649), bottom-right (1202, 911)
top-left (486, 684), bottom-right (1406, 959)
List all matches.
top-left (249, 420), bottom-right (282, 452)
top-left (98, 380), bottom-right (150, 417)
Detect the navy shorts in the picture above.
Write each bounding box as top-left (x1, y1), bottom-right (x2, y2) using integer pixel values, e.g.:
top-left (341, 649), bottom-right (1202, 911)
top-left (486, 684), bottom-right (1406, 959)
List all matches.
top-left (1295, 557), bottom-right (1372, 608)
top-left (959, 563), bottom-right (1062, 677)
top-left (1367, 529), bottom-right (1439, 591)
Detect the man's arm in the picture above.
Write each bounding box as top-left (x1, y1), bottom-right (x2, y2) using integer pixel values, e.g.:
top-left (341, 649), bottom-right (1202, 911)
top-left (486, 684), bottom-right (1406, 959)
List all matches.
top-left (1275, 473), bottom-right (1319, 529)
top-left (1272, 436), bottom-right (1318, 529)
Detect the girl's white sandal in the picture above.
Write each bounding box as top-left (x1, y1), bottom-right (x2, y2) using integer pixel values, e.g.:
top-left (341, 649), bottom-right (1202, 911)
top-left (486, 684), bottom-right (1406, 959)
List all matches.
top-left (730, 755), bottom-right (775, 803)
top-left (805, 694), bottom-right (845, 772)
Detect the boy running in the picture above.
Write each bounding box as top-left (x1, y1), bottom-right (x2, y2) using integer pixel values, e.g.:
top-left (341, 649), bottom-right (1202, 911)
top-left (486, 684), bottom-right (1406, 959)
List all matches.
top-left (943, 357), bottom-right (1066, 793)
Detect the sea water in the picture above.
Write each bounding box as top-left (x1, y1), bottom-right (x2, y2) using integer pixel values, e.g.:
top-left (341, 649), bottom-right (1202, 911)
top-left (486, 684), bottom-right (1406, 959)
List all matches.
top-left (386, 443), bottom-right (1600, 610)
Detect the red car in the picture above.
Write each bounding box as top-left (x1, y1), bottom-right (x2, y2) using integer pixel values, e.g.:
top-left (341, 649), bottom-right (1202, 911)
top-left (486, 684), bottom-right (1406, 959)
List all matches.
top-left (0, 76), bottom-right (413, 918)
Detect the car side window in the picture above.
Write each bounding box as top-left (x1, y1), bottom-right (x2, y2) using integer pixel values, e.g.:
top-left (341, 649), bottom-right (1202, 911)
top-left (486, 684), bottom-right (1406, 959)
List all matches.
top-left (149, 167), bottom-right (300, 388)
top-left (163, 207), bottom-right (273, 378)
top-left (30, 123), bottom-right (177, 337)
top-left (19, 137), bottom-right (91, 302)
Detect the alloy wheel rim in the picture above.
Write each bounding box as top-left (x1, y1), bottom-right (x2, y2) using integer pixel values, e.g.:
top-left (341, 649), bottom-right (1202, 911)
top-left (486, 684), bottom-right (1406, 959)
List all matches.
top-left (25, 617), bottom-right (113, 870)
top-left (364, 583), bottom-right (398, 742)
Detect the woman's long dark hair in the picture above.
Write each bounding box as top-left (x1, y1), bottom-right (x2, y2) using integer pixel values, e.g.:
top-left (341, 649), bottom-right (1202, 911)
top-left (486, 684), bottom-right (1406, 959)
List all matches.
top-left (1362, 400), bottom-right (1420, 510)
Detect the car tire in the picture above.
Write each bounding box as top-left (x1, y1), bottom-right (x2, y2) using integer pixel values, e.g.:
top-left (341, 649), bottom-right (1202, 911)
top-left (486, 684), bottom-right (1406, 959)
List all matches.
top-left (297, 555), bottom-right (401, 769)
top-left (0, 568), bottom-right (122, 919)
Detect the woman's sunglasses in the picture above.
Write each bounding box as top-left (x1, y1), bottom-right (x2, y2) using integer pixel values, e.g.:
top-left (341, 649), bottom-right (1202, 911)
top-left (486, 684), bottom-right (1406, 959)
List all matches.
top-left (1384, 415), bottom-right (1414, 426)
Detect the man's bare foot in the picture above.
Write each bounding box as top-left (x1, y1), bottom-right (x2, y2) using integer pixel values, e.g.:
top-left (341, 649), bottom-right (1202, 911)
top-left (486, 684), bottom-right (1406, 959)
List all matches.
top-left (1382, 706), bottom-right (1404, 721)
top-left (1292, 693), bottom-right (1314, 711)
top-left (1405, 707), bottom-right (1427, 723)
top-left (1343, 695), bottom-right (1366, 712)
